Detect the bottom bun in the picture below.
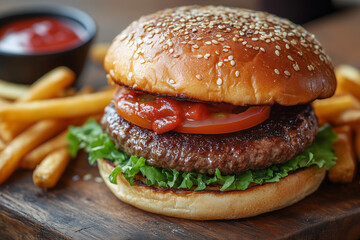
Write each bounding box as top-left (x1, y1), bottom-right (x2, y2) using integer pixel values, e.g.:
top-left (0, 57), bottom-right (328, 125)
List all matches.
top-left (98, 159), bottom-right (326, 220)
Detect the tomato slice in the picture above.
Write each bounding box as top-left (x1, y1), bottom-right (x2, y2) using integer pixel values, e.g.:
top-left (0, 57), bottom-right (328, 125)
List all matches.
top-left (114, 87), bottom-right (271, 134)
top-left (175, 106), bottom-right (270, 134)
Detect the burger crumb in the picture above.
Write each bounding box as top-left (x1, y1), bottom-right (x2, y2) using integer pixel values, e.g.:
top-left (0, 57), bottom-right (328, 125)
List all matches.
top-left (83, 174), bottom-right (93, 181)
top-left (94, 177), bottom-right (103, 183)
top-left (72, 175), bottom-right (80, 182)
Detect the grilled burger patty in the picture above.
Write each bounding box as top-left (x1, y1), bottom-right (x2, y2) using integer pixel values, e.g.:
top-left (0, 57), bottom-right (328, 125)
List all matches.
top-left (102, 104), bottom-right (318, 175)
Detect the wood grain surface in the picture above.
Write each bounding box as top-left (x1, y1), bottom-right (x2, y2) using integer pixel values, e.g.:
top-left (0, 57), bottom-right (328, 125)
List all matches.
top-left (0, 2), bottom-right (360, 239)
top-left (0, 152), bottom-right (359, 239)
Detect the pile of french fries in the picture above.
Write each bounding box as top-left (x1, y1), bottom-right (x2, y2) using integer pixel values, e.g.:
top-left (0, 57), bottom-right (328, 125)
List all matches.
top-left (0, 66), bottom-right (114, 189)
top-left (313, 64), bottom-right (360, 183)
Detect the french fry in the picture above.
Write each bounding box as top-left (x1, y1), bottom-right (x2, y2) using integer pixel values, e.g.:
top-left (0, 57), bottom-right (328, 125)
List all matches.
top-left (0, 66), bottom-right (76, 142)
top-left (21, 131), bottom-right (68, 170)
top-left (313, 95), bottom-right (360, 118)
top-left (0, 89), bottom-right (113, 122)
top-left (330, 109), bottom-right (360, 125)
top-left (20, 112), bottom-right (89, 170)
top-left (0, 122), bottom-right (33, 142)
top-left (18, 66), bottom-right (75, 102)
top-left (328, 126), bottom-right (356, 183)
top-left (0, 120), bottom-right (69, 184)
top-left (336, 65), bottom-right (360, 99)
top-left (90, 43), bottom-right (110, 64)
top-left (33, 147), bottom-right (70, 189)
top-left (0, 98), bottom-right (10, 106)
top-left (0, 80), bottom-right (29, 100)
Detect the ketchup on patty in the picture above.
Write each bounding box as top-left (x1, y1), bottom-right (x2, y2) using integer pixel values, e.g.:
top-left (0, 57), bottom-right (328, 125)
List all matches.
top-left (0, 17), bottom-right (86, 54)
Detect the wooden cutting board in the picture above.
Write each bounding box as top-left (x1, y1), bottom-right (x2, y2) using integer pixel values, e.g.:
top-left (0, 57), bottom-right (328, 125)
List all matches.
top-left (0, 151), bottom-right (359, 239)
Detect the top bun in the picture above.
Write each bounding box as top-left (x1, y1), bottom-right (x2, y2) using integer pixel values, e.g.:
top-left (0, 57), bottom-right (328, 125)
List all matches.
top-left (105, 6), bottom-right (336, 106)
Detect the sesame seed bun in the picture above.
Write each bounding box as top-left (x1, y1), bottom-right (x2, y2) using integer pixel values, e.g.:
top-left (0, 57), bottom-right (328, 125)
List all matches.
top-left (105, 6), bottom-right (336, 106)
top-left (98, 159), bottom-right (326, 220)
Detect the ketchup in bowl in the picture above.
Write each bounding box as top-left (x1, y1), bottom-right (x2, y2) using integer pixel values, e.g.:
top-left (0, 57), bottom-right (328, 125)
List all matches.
top-left (0, 6), bottom-right (96, 84)
top-left (0, 17), bottom-right (87, 54)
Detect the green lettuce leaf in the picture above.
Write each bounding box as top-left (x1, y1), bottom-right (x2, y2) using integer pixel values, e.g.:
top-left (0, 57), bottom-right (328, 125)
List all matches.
top-left (67, 119), bottom-right (337, 191)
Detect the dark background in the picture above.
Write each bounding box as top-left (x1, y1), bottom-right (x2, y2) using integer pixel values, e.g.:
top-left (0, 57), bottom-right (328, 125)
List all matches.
top-left (0, 0), bottom-right (357, 42)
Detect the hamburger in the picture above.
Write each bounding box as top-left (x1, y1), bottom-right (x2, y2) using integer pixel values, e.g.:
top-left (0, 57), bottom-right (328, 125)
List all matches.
top-left (68, 6), bottom-right (337, 220)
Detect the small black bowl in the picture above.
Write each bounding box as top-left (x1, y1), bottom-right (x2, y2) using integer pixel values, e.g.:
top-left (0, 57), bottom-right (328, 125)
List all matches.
top-left (0, 6), bottom-right (96, 84)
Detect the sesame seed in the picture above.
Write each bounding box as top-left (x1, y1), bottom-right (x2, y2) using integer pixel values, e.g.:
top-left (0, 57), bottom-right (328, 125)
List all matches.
top-left (230, 60), bottom-right (235, 66)
top-left (260, 47), bottom-right (265, 52)
top-left (276, 45), bottom-right (281, 50)
top-left (216, 34), bottom-right (222, 37)
top-left (192, 44), bottom-right (199, 49)
top-left (285, 44), bottom-right (290, 49)
top-left (218, 62), bottom-right (223, 67)
top-left (169, 49), bottom-right (174, 54)
top-left (216, 78), bottom-right (223, 85)
top-left (232, 37), bottom-right (237, 41)
top-left (119, 34), bottom-right (127, 41)
top-left (218, 37), bottom-right (225, 42)
top-left (212, 40), bottom-right (219, 44)
top-left (169, 79), bottom-right (175, 84)
top-left (284, 70), bottom-right (291, 76)
top-left (307, 65), bottom-right (314, 71)
top-left (204, 53), bottom-right (210, 59)
top-left (274, 69), bottom-right (280, 75)
top-left (235, 71), bottom-right (240, 77)
top-left (228, 55), bottom-right (234, 60)
top-left (298, 51), bottom-right (303, 56)
top-left (215, 51), bottom-right (220, 55)
top-left (196, 54), bottom-right (203, 59)
top-left (195, 74), bottom-right (201, 80)
top-left (223, 49), bottom-right (229, 52)
top-left (287, 55), bottom-right (294, 61)
top-left (128, 72), bottom-right (133, 79)
top-left (252, 37), bottom-right (258, 41)
top-left (140, 59), bottom-right (146, 64)
top-left (275, 50), bottom-right (280, 56)
top-left (293, 63), bottom-right (300, 71)
top-left (224, 45), bottom-right (231, 49)
top-left (205, 41), bottom-right (211, 45)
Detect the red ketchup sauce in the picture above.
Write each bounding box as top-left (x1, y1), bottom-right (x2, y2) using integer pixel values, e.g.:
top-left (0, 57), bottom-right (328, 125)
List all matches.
top-left (0, 17), bottom-right (86, 54)
top-left (114, 88), bottom-right (215, 133)
top-left (114, 87), bottom-right (264, 134)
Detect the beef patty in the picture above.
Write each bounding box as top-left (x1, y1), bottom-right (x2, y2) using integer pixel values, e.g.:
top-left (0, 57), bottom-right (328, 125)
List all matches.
top-left (101, 104), bottom-right (318, 175)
